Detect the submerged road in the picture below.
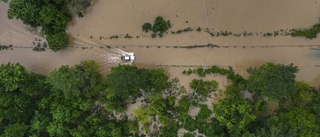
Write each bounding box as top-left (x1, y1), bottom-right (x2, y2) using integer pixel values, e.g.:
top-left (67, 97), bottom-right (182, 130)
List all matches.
top-left (1, 44), bottom-right (319, 86)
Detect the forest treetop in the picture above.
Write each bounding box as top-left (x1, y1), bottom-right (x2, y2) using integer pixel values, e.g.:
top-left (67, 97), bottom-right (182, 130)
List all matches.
top-left (0, 61), bottom-right (319, 136)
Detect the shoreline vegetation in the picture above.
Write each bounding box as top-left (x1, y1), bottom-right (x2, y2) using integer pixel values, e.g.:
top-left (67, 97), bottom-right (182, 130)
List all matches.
top-left (0, 61), bottom-right (319, 136)
top-left (291, 23), bottom-right (320, 39)
top-left (2, 0), bottom-right (92, 51)
top-left (96, 25), bottom-right (320, 41)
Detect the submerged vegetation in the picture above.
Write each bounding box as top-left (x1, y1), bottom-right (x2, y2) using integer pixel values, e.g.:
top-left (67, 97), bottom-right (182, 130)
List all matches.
top-left (142, 16), bottom-right (172, 38)
top-left (0, 61), bottom-right (319, 136)
top-left (290, 23), bottom-right (320, 39)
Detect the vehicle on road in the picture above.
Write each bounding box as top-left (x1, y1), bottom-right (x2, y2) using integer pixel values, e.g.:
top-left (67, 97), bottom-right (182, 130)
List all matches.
top-left (121, 55), bottom-right (135, 61)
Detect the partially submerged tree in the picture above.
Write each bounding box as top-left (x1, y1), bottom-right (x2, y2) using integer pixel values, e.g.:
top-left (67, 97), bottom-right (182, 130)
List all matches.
top-left (67, 0), bottom-right (92, 17)
top-left (142, 22), bottom-right (152, 32)
top-left (5, 0), bottom-right (91, 51)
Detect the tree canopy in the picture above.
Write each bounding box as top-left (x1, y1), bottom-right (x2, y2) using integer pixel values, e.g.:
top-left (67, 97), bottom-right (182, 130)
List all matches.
top-left (103, 65), bottom-right (168, 112)
top-left (247, 63), bottom-right (298, 101)
top-left (0, 62), bottom-right (319, 137)
top-left (5, 0), bottom-right (92, 51)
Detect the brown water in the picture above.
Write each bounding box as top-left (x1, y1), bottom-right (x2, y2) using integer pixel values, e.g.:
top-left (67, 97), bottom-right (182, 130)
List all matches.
top-left (1, 1), bottom-right (320, 87)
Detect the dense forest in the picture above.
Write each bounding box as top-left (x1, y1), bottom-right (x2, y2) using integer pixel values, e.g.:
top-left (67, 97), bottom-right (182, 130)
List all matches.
top-left (0, 61), bottom-right (319, 136)
top-left (1, 0), bottom-right (92, 51)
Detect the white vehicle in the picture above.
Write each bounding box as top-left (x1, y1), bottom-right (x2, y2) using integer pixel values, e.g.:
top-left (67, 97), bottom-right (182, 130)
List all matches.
top-left (121, 55), bottom-right (135, 61)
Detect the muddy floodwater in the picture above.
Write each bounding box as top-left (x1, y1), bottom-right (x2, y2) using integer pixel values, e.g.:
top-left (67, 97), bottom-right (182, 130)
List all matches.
top-left (1, 1), bottom-right (320, 87)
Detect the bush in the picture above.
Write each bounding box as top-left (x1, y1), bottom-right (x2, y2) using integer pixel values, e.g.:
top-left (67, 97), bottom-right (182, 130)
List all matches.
top-left (196, 68), bottom-right (205, 77)
top-left (0, 45), bottom-right (9, 51)
top-left (152, 16), bottom-right (170, 34)
top-left (142, 22), bottom-right (152, 32)
top-left (290, 23), bottom-right (320, 39)
top-left (196, 27), bottom-right (202, 32)
top-left (190, 79), bottom-right (218, 96)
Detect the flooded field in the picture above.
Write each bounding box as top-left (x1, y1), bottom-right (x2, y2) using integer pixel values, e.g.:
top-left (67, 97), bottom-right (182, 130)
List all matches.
top-left (1, 1), bottom-right (320, 88)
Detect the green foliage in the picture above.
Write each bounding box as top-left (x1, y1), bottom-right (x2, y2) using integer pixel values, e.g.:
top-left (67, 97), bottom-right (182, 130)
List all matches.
top-left (291, 81), bottom-right (314, 103)
top-left (48, 60), bottom-right (102, 99)
top-left (172, 27), bottom-right (194, 34)
top-left (104, 65), bottom-right (148, 111)
top-left (6, 0), bottom-right (89, 51)
top-left (126, 120), bottom-right (139, 132)
top-left (148, 69), bottom-right (169, 91)
top-left (103, 65), bottom-right (168, 111)
top-left (196, 67), bottom-right (205, 77)
top-left (2, 123), bottom-right (29, 137)
top-left (247, 63), bottom-right (298, 102)
top-left (278, 107), bottom-right (320, 136)
top-left (214, 97), bottom-right (256, 136)
top-left (189, 79), bottom-right (218, 96)
top-left (0, 63), bottom-right (27, 91)
top-left (196, 27), bottom-right (202, 32)
top-left (246, 122), bottom-right (297, 137)
top-left (142, 22), bottom-right (152, 32)
top-left (183, 132), bottom-right (194, 137)
top-left (291, 23), bottom-right (320, 39)
top-left (176, 95), bottom-right (191, 120)
top-left (152, 16), bottom-right (171, 34)
top-left (142, 16), bottom-right (171, 38)
top-left (46, 31), bottom-right (69, 51)
top-left (134, 106), bottom-right (152, 125)
top-left (0, 45), bottom-right (10, 51)
top-left (1, 62), bottom-right (319, 137)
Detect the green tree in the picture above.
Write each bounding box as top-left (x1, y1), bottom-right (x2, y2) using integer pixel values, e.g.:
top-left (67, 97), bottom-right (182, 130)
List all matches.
top-left (48, 60), bottom-right (102, 99)
top-left (46, 31), bottom-right (69, 51)
top-left (247, 63), bottom-right (298, 102)
top-left (6, 0), bottom-right (77, 51)
top-left (279, 107), bottom-right (320, 136)
top-left (142, 22), bottom-right (152, 32)
top-left (8, 0), bottom-right (41, 27)
top-left (0, 63), bottom-right (27, 91)
top-left (148, 69), bottom-right (168, 91)
top-left (214, 97), bottom-right (256, 136)
top-left (189, 79), bottom-right (218, 96)
top-left (1, 123), bottom-right (29, 137)
top-left (103, 65), bottom-right (158, 111)
top-left (291, 81), bottom-right (314, 104)
top-left (0, 63), bottom-right (47, 136)
top-left (152, 16), bottom-right (171, 34)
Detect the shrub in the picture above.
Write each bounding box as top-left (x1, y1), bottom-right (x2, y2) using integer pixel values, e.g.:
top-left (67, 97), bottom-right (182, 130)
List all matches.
top-left (182, 70), bottom-right (187, 75)
top-left (196, 27), bottom-right (202, 32)
top-left (124, 34), bottom-right (133, 38)
top-left (151, 33), bottom-right (157, 38)
top-left (190, 79), bottom-right (218, 96)
top-left (186, 69), bottom-right (193, 75)
top-left (0, 45), bottom-right (9, 51)
top-left (290, 23), bottom-right (320, 39)
top-left (142, 22), bottom-right (152, 32)
top-left (152, 16), bottom-right (170, 34)
top-left (32, 47), bottom-right (45, 51)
